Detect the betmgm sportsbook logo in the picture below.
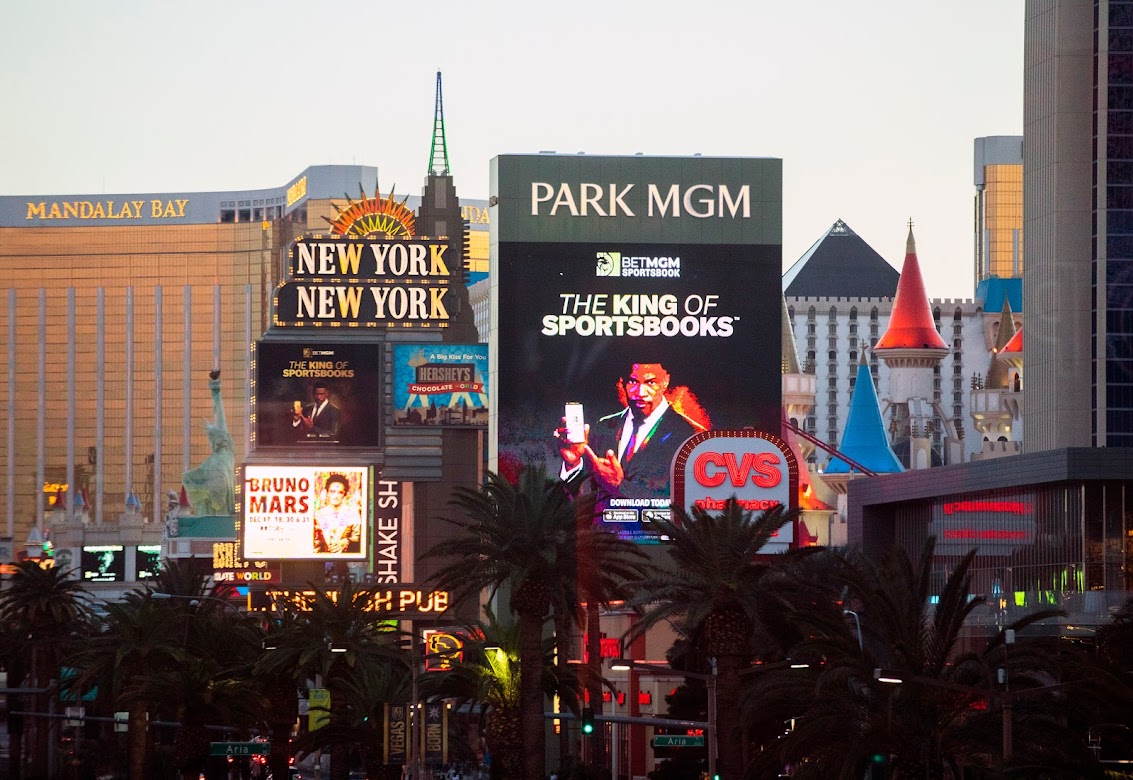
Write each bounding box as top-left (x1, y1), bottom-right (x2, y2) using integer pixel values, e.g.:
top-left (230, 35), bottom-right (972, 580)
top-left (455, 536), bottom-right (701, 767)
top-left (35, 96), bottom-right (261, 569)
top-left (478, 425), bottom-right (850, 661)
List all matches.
top-left (595, 251), bottom-right (680, 278)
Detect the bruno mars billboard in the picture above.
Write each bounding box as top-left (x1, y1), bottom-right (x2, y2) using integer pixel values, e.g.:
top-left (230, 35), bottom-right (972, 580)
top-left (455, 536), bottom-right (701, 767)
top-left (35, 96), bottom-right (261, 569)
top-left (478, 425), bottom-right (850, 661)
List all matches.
top-left (491, 154), bottom-right (783, 542)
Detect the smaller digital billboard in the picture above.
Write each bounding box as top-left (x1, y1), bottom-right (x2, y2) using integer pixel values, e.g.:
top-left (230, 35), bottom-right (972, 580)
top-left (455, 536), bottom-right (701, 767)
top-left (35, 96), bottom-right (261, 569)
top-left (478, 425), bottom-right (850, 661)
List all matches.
top-left (135, 545), bottom-right (163, 579)
top-left (392, 344), bottom-right (488, 427)
top-left (243, 466), bottom-right (369, 560)
top-left (82, 545), bottom-right (125, 583)
top-left (254, 342), bottom-right (382, 449)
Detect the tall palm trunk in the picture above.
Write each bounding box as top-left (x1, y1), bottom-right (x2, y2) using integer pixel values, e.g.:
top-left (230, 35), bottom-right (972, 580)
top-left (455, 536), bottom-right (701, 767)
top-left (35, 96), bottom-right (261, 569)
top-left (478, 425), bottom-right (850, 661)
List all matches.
top-left (128, 702), bottom-right (149, 780)
top-left (518, 609), bottom-right (546, 780)
top-left (27, 648), bottom-right (47, 779)
top-left (553, 609), bottom-right (575, 772)
top-left (265, 678), bottom-right (296, 780)
top-left (714, 654), bottom-right (745, 779)
top-left (586, 600), bottom-right (606, 777)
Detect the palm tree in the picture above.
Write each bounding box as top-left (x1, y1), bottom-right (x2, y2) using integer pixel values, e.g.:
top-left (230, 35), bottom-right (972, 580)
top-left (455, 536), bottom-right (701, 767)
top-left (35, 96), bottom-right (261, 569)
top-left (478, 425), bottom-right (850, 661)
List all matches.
top-left (253, 577), bottom-right (406, 780)
top-left (747, 540), bottom-right (1089, 778)
top-left (626, 499), bottom-right (794, 779)
top-left (420, 608), bottom-right (581, 779)
top-left (66, 597), bottom-right (185, 780)
top-left (425, 467), bottom-right (644, 780)
top-left (0, 560), bottom-right (94, 777)
top-left (318, 661), bottom-right (412, 780)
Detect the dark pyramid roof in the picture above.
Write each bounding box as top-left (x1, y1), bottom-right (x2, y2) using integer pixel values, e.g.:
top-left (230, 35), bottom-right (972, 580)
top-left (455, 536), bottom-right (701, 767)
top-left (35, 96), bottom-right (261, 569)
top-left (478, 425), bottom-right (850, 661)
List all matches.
top-left (783, 219), bottom-right (901, 298)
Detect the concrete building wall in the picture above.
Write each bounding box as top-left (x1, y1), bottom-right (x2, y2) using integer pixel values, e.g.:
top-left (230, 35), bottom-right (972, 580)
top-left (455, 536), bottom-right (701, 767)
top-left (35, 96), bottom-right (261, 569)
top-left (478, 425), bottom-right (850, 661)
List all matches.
top-left (1022, 0), bottom-right (1095, 450)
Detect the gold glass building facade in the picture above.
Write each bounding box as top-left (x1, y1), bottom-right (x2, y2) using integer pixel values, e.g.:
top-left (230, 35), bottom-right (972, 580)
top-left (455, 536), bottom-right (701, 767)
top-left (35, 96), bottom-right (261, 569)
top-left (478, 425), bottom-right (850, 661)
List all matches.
top-left (974, 136), bottom-right (1024, 285)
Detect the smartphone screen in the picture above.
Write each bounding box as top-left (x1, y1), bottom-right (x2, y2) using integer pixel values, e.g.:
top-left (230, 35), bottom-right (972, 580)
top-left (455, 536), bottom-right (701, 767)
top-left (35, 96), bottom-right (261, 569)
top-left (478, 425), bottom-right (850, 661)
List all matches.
top-left (565, 402), bottom-right (585, 443)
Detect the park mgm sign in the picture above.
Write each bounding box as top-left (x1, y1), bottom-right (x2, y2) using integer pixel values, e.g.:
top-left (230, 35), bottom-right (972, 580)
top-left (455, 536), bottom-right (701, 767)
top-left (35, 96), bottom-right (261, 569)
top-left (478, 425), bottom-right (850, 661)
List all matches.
top-left (273, 235), bottom-right (459, 329)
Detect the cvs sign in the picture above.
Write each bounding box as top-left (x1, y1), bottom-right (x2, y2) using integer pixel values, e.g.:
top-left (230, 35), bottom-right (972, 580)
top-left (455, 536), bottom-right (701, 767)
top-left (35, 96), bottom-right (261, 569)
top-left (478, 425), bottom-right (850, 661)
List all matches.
top-left (671, 430), bottom-right (797, 551)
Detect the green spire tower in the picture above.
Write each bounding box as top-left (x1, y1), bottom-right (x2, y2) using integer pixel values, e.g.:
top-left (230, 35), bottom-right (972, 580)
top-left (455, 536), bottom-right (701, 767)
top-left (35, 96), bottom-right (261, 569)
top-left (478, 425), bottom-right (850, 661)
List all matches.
top-left (428, 70), bottom-right (450, 176)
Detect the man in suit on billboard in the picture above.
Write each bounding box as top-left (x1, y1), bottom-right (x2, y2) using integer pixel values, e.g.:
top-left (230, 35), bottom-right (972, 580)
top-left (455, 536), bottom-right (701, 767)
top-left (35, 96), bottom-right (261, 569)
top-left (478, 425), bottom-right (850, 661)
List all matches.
top-left (292, 381), bottom-right (341, 442)
top-left (558, 362), bottom-right (708, 500)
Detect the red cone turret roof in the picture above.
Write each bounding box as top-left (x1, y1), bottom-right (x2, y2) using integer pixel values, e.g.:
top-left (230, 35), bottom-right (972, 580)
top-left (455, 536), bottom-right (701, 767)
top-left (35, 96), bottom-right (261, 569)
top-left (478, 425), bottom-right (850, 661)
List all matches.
top-left (1002, 327), bottom-right (1023, 354)
top-left (876, 225), bottom-right (948, 351)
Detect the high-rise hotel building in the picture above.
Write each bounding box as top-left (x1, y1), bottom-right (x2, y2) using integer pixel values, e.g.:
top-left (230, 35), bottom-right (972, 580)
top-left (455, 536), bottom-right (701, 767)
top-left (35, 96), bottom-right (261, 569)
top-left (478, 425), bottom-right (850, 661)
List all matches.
top-left (974, 135), bottom-right (1024, 285)
top-left (1024, 0), bottom-right (1133, 449)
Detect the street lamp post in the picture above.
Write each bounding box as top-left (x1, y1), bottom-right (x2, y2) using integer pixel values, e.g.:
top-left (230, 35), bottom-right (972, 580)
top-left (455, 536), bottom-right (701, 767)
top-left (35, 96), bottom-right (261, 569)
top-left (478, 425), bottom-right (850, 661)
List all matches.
top-left (844, 609), bottom-right (864, 651)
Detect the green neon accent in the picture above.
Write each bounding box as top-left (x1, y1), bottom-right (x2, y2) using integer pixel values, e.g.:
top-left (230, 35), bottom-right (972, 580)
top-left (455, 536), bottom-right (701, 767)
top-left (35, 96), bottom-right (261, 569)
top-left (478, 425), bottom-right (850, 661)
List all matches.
top-left (428, 71), bottom-right (451, 176)
top-left (1014, 591), bottom-right (1026, 607)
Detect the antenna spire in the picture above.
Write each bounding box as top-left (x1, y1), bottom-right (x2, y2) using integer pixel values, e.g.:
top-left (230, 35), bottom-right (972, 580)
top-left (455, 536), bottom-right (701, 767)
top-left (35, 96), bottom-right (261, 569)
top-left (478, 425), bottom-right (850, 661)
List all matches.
top-left (428, 70), bottom-right (451, 176)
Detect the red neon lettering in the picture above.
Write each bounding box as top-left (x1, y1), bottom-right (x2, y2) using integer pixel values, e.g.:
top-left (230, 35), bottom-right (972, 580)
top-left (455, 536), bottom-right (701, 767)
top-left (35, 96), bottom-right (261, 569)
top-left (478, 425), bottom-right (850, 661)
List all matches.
top-left (693, 453), bottom-right (726, 487)
top-left (694, 451), bottom-right (783, 488)
top-left (752, 452), bottom-right (782, 488)
top-left (942, 529), bottom-right (1028, 540)
top-left (723, 452), bottom-right (751, 487)
top-left (942, 501), bottom-right (1032, 515)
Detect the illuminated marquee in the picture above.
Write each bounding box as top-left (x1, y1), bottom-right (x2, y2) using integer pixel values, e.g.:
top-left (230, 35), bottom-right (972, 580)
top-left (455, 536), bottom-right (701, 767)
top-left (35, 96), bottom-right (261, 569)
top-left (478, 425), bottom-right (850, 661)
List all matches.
top-left (248, 587), bottom-right (450, 615)
top-left (272, 235), bottom-right (456, 328)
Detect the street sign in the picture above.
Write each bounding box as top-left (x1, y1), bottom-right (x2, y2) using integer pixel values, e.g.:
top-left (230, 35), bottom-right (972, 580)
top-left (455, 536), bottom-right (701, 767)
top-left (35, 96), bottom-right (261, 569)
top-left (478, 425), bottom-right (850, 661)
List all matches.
top-left (652, 735), bottom-right (705, 748)
top-left (309, 688), bottom-right (330, 731)
top-left (209, 742), bottom-right (270, 757)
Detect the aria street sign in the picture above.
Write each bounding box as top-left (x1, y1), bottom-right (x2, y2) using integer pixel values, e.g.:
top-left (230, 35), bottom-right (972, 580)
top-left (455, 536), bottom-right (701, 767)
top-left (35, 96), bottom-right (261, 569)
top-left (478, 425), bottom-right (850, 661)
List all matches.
top-left (210, 742), bottom-right (270, 756)
top-left (653, 735), bottom-right (705, 748)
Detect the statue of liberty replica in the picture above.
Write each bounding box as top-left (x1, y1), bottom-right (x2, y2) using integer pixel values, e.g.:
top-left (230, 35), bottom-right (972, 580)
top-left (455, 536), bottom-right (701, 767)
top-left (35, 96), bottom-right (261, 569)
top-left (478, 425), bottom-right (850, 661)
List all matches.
top-left (182, 369), bottom-right (236, 516)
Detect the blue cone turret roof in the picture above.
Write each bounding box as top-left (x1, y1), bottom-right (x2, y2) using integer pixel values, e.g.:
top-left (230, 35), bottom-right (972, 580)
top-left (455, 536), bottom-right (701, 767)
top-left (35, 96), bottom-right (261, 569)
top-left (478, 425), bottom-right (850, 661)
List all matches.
top-left (825, 354), bottom-right (904, 475)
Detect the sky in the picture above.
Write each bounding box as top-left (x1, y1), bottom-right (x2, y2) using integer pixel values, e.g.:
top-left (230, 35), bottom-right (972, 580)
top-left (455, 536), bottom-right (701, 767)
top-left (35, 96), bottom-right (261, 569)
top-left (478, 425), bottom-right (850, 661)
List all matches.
top-left (0, 1), bottom-right (1024, 300)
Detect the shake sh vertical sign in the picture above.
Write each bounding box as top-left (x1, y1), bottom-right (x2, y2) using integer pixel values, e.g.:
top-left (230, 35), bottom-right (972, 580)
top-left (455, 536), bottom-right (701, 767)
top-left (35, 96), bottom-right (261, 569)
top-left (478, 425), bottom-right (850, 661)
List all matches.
top-left (671, 430), bottom-right (798, 552)
top-left (373, 479), bottom-right (402, 583)
top-left (273, 235), bottom-right (457, 328)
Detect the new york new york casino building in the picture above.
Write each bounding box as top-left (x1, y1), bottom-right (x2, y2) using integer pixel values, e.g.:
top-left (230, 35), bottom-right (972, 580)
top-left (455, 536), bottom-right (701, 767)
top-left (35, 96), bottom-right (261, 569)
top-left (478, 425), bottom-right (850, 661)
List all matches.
top-left (0, 163), bottom-right (492, 594)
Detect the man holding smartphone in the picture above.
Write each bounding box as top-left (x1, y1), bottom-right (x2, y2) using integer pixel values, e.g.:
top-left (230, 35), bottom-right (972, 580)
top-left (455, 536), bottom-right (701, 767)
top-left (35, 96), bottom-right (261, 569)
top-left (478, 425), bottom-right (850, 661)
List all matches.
top-left (557, 362), bottom-right (707, 499)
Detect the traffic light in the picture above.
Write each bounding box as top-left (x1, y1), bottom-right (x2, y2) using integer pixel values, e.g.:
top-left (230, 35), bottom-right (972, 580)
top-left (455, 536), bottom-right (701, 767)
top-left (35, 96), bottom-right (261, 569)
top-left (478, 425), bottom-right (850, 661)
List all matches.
top-left (581, 707), bottom-right (595, 735)
top-left (868, 753), bottom-right (890, 780)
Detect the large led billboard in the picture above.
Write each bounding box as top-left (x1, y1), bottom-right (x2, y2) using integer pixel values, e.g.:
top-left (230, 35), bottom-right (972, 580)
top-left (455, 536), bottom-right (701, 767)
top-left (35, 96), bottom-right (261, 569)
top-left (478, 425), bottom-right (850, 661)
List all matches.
top-left (492, 155), bottom-right (782, 542)
top-left (254, 342), bottom-right (382, 448)
top-left (243, 465), bottom-right (369, 560)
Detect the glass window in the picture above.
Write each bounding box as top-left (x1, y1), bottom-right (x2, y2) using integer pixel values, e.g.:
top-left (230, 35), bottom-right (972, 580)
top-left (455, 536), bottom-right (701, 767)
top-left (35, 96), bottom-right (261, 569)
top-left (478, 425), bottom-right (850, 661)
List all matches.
top-left (1109, 210), bottom-right (1133, 234)
top-left (1114, 4), bottom-right (1133, 28)
top-left (1109, 186), bottom-right (1133, 210)
top-left (1108, 130), bottom-right (1133, 163)
top-left (1110, 54), bottom-right (1133, 85)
